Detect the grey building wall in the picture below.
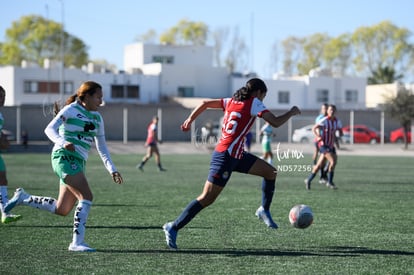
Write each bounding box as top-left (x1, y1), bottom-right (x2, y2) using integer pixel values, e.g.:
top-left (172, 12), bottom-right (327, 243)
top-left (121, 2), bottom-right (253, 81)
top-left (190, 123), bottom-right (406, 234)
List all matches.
top-left (1, 104), bottom-right (401, 143)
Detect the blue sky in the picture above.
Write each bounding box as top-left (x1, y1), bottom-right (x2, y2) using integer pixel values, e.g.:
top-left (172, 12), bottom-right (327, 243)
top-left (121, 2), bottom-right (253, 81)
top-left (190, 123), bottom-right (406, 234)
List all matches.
top-left (1, 0), bottom-right (413, 79)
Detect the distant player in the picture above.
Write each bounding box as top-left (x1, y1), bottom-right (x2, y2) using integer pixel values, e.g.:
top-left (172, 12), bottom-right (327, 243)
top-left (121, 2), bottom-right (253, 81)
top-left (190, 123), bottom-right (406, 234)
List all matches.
top-left (163, 78), bottom-right (301, 249)
top-left (260, 122), bottom-right (274, 164)
top-left (305, 104), bottom-right (342, 190)
top-left (313, 103), bottom-right (328, 183)
top-left (136, 116), bottom-right (166, 172)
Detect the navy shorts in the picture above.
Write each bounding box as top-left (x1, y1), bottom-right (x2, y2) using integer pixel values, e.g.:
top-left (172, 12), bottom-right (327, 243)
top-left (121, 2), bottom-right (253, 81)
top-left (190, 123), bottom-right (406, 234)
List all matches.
top-left (207, 150), bottom-right (258, 187)
top-left (319, 145), bottom-right (336, 154)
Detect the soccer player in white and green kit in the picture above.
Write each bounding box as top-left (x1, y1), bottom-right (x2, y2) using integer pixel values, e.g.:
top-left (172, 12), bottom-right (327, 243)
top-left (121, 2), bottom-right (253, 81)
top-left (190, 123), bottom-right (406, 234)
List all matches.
top-left (6, 81), bottom-right (123, 252)
top-left (0, 85), bottom-right (22, 224)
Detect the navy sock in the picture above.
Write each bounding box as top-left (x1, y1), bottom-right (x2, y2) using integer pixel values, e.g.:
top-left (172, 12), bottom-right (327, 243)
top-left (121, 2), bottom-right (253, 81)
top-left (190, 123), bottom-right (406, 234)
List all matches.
top-left (173, 200), bottom-right (203, 230)
top-left (307, 173), bottom-right (316, 183)
top-left (328, 171), bottom-right (334, 183)
top-left (261, 179), bottom-right (275, 211)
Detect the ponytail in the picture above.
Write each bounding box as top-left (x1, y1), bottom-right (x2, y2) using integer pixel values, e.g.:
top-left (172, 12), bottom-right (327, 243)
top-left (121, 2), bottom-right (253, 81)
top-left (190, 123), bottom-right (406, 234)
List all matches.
top-left (53, 94), bottom-right (77, 116)
top-left (232, 78), bottom-right (267, 102)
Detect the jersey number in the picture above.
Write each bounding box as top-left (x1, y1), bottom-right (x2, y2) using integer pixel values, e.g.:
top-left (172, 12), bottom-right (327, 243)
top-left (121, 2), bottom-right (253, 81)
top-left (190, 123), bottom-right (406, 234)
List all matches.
top-left (223, 111), bottom-right (241, 135)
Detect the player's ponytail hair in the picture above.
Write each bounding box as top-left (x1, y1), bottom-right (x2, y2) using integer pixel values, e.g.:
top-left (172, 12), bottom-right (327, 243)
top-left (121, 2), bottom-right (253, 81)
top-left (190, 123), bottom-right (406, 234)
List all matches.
top-left (53, 81), bottom-right (102, 115)
top-left (232, 78), bottom-right (267, 101)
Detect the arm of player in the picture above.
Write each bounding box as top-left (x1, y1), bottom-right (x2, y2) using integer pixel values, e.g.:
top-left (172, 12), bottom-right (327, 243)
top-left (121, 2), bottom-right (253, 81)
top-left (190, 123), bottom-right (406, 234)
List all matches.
top-left (95, 135), bottom-right (123, 184)
top-left (181, 99), bottom-right (222, 132)
top-left (44, 114), bottom-right (73, 150)
top-left (262, 106), bottom-right (301, 128)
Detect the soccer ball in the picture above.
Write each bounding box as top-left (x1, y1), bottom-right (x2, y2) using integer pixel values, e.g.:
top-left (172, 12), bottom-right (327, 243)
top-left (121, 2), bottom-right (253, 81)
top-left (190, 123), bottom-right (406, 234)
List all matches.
top-left (289, 204), bottom-right (313, 229)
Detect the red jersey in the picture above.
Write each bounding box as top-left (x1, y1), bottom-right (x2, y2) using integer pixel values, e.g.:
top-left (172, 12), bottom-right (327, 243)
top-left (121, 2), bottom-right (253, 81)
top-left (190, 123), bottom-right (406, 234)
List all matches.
top-left (145, 122), bottom-right (157, 145)
top-left (215, 97), bottom-right (269, 158)
top-left (318, 116), bottom-right (342, 148)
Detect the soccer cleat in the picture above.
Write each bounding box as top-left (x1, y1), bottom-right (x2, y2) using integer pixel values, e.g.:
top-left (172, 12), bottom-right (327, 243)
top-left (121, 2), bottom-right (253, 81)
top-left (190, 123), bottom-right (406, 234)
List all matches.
top-left (1, 213), bottom-right (22, 224)
top-left (4, 188), bottom-right (30, 213)
top-left (255, 206), bottom-right (278, 229)
top-left (162, 222), bottom-right (178, 249)
top-left (304, 179), bottom-right (311, 190)
top-left (136, 164), bottom-right (144, 172)
top-left (159, 167), bottom-right (167, 172)
top-left (319, 178), bottom-right (327, 184)
top-left (326, 182), bottom-right (338, 190)
top-left (68, 242), bottom-right (96, 252)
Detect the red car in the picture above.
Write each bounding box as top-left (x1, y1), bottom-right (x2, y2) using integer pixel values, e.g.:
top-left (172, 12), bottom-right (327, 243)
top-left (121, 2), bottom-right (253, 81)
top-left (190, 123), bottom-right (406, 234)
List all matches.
top-left (342, 124), bottom-right (381, 144)
top-left (390, 127), bottom-right (412, 143)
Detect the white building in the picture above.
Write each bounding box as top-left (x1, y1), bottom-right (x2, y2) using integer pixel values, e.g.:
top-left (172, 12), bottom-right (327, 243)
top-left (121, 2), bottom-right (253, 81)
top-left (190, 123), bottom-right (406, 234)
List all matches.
top-left (0, 42), bottom-right (367, 110)
top-left (124, 43), bottom-right (229, 99)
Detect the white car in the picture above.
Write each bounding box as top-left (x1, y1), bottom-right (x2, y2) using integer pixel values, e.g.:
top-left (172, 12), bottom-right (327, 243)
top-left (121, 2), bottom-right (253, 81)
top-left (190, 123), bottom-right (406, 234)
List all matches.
top-left (292, 124), bottom-right (316, 143)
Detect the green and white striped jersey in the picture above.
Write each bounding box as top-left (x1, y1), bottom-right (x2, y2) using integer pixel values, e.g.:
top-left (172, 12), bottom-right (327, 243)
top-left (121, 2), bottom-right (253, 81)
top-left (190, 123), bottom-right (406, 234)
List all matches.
top-left (45, 102), bottom-right (117, 174)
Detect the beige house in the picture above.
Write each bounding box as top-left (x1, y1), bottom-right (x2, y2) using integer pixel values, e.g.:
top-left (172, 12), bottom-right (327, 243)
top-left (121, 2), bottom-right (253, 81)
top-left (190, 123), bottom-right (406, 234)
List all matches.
top-left (366, 83), bottom-right (414, 109)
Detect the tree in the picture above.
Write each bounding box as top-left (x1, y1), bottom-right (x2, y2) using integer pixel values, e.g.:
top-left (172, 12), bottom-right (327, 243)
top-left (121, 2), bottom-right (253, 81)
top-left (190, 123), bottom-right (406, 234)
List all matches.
top-left (351, 21), bottom-right (414, 82)
top-left (367, 65), bottom-right (403, 84)
top-left (281, 36), bottom-right (304, 76)
top-left (323, 34), bottom-right (352, 77)
top-left (135, 29), bottom-right (157, 44)
top-left (223, 27), bottom-right (248, 73)
top-left (384, 85), bottom-right (414, 149)
top-left (160, 19), bottom-right (208, 46)
top-left (0, 15), bottom-right (89, 68)
top-left (211, 27), bottom-right (229, 67)
top-left (297, 33), bottom-right (331, 75)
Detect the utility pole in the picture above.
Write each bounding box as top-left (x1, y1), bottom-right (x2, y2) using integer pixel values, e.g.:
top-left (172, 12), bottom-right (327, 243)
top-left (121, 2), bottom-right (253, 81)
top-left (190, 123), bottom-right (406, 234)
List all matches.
top-left (59, 0), bottom-right (65, 104)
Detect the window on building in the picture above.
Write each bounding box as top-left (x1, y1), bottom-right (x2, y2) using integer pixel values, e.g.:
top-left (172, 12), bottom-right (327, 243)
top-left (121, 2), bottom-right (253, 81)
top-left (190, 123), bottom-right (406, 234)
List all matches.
top-left (316, 89), bottom-right (329, 103)
top-left (278, 91), bottom-right (290, 104)
top-left (38, 81), bottom-right (57, 93)
top-left (152, 55), bottom-right (174, 64)
top-left (126, 85), bottom-right (139, 98)
top-left (24, 81), bottom-right (73, 94)
top-left (111, 85), bottom-right (124, 98)
top-left (64, 82), bottom-right (73, 94)
top-left (177, 87), bottom-right (194, 97)
top-left (111, 85), bottom-right (140, 99)
top-left (345, 90), bottom-right (358, 103)
top-left (24, 81), bottom-right (38, 93)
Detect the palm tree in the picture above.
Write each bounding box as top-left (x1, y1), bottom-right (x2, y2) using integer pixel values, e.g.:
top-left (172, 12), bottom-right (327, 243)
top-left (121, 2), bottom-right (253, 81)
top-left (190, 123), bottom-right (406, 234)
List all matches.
top-left (368, 65), bottom-right (403, 84)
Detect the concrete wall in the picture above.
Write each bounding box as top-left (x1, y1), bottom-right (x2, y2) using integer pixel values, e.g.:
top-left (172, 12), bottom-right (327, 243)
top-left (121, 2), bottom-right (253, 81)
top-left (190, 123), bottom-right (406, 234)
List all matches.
top-left (1, 104), bottom-right (402, 143)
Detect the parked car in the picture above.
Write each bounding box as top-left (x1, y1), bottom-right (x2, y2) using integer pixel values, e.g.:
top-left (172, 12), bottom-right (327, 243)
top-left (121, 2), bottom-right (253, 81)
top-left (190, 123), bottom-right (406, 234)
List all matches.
top-left (292, 124), bottom-right (315, 143)
top-left (389, 127), bottom-right (412, 143)
top-left (342, 124), bottom-right (381, 144)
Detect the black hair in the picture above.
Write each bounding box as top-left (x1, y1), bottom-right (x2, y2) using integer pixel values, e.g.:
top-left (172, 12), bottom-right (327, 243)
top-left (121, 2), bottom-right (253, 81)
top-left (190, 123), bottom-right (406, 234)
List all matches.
top-left (232, 78), bottom-right (267, 101)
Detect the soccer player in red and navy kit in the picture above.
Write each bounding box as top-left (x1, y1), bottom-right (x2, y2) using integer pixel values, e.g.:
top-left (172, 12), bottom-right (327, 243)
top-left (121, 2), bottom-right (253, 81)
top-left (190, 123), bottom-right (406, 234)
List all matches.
top-left (305, 104), bottom-right (342, 190)
top-left (137, 116), bottom-right (166, 172)
top-left (163, 78), bottom-right (301, 249)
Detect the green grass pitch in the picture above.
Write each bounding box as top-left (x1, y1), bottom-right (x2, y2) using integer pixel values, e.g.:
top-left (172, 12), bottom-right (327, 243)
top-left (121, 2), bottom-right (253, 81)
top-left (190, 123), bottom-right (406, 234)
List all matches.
top-left (0, 152), bottom-right (413, 274)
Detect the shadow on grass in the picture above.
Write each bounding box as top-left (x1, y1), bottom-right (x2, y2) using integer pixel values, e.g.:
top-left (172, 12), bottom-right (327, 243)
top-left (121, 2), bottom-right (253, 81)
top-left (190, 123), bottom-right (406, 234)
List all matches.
top-left (97, 248), bottom-right (326, 257)
top-left (10, 225), bottom-right (162, 230)
top-left (97, 246), bottom-right (414, 257)
top-left (325, 246), bottom-right (414, 256)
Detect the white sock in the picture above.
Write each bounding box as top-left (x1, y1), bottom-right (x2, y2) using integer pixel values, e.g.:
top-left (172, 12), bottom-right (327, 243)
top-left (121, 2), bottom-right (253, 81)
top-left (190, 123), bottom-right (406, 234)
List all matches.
top-left (72, 200), bottom-right (92, 245)
top-left (23, 195), bottom-right (57, 213)
top-left (0, 186), bottom-right (8, 216)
